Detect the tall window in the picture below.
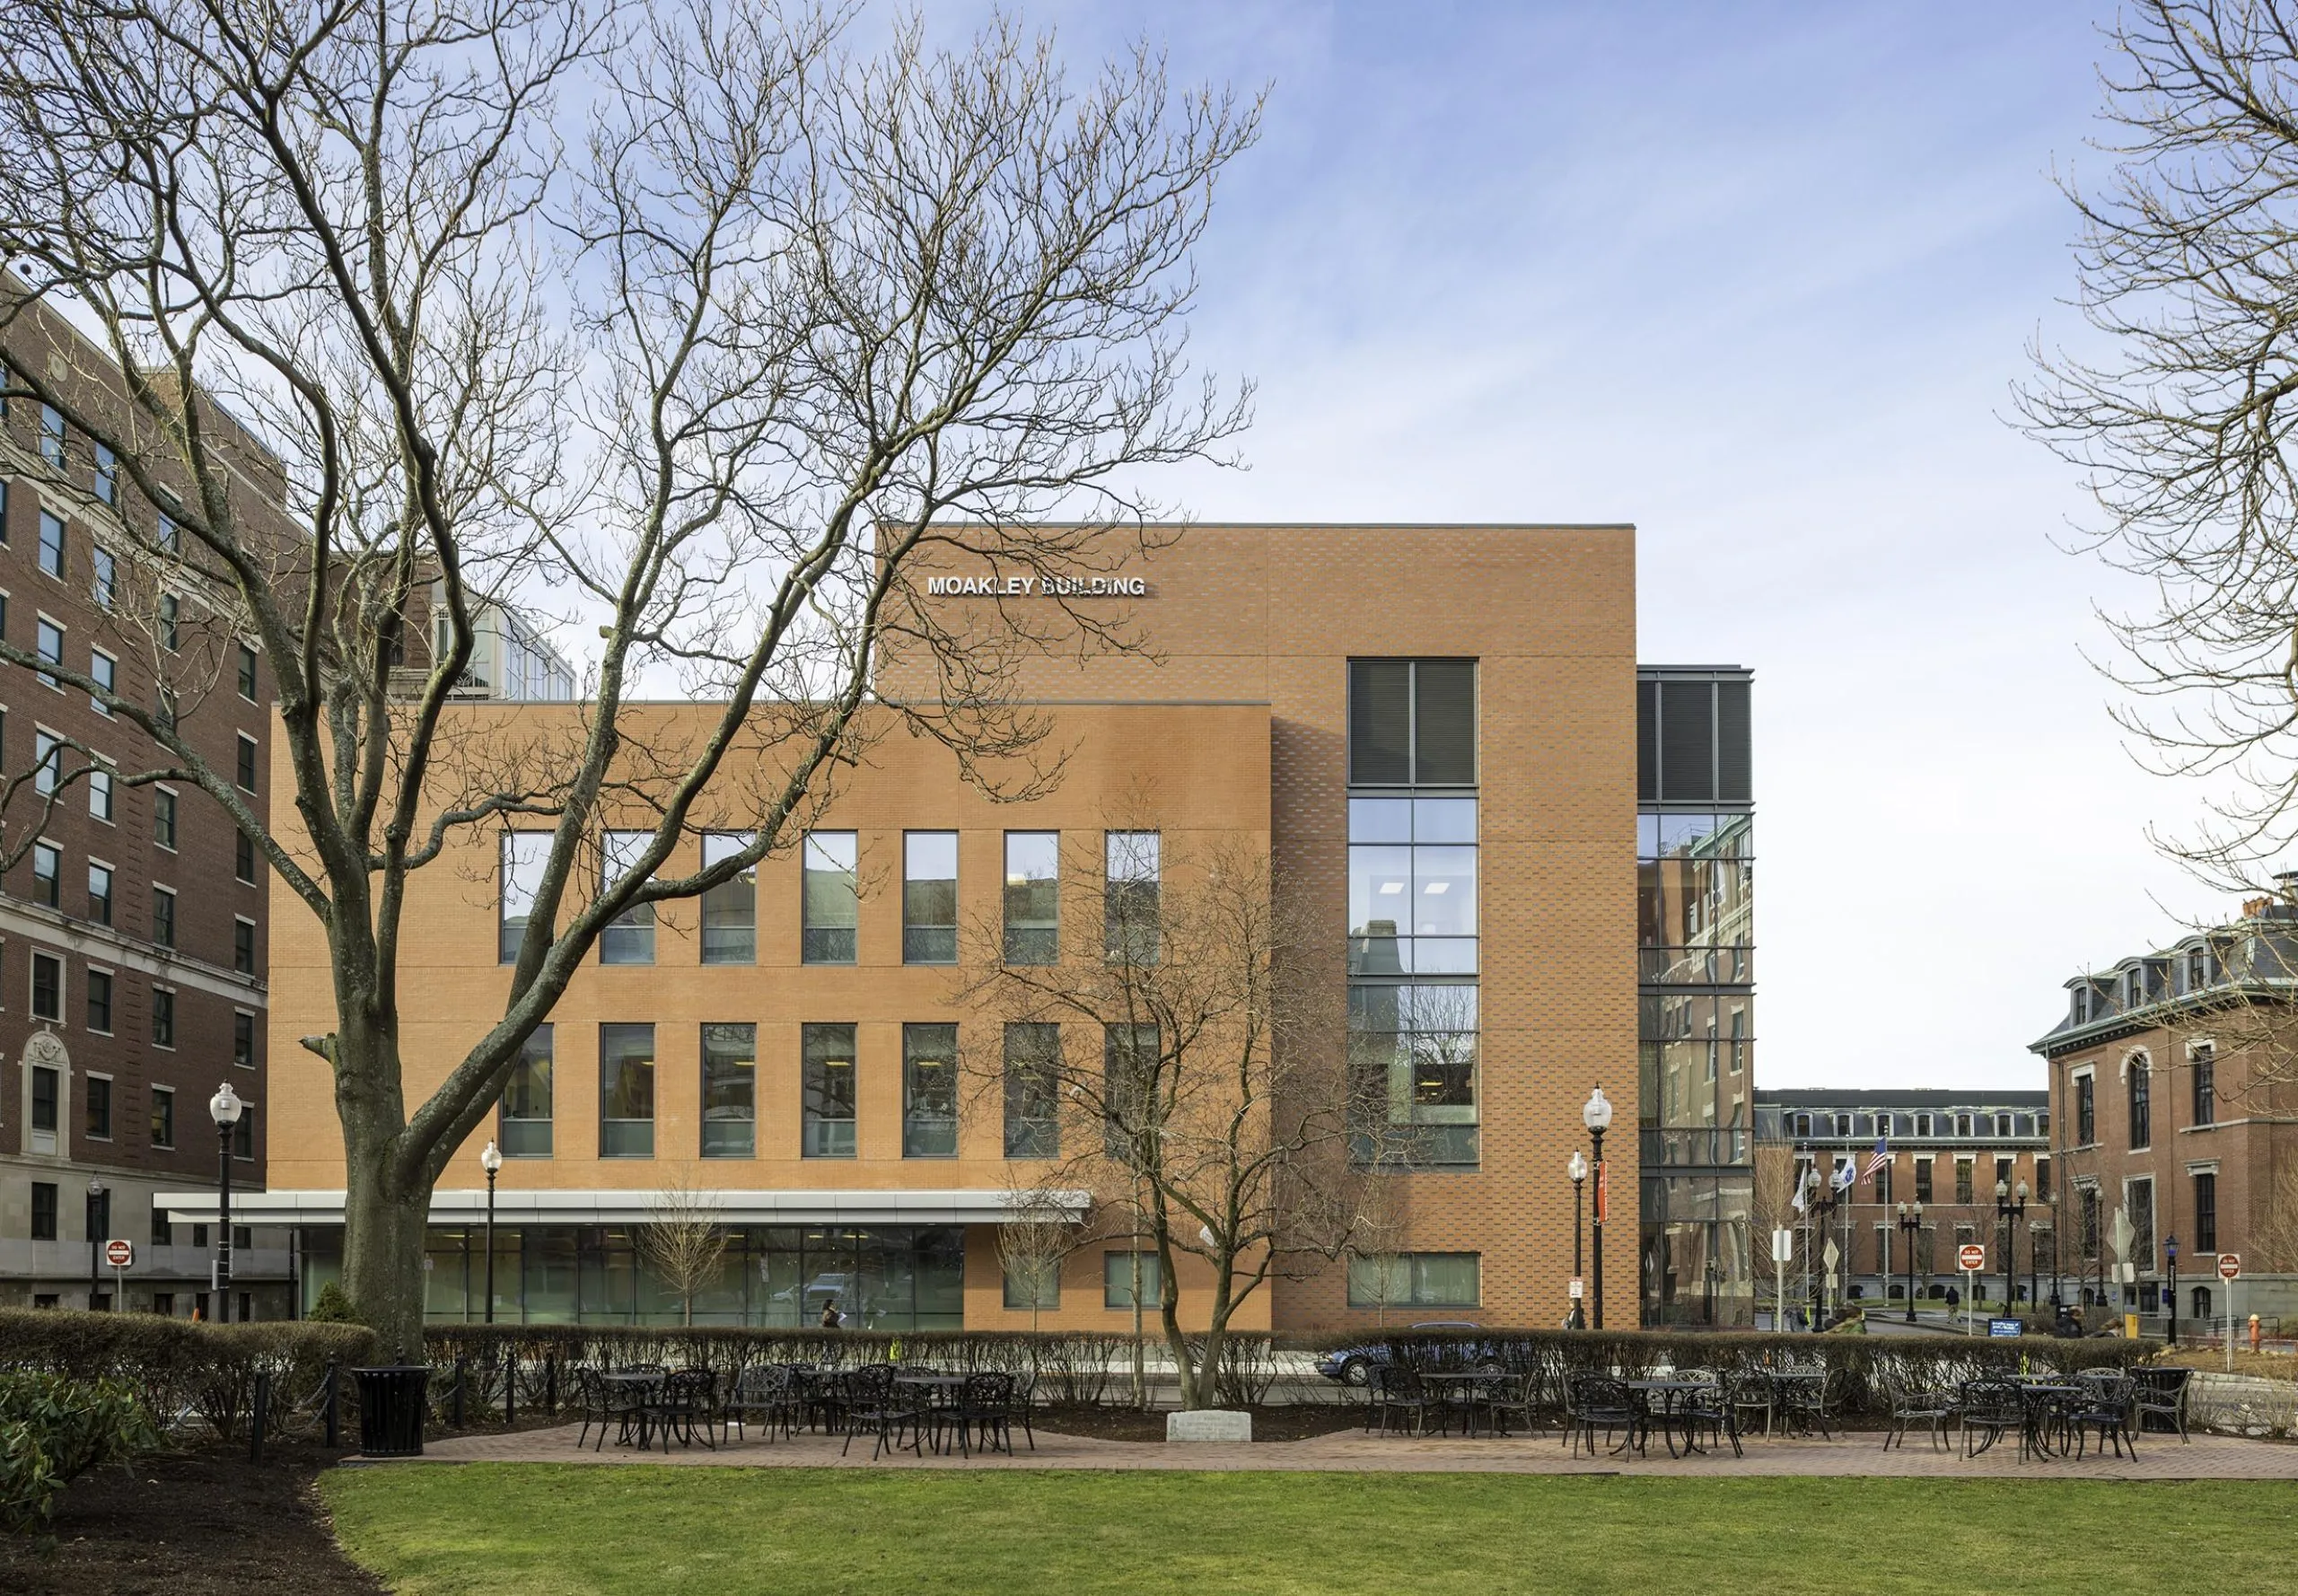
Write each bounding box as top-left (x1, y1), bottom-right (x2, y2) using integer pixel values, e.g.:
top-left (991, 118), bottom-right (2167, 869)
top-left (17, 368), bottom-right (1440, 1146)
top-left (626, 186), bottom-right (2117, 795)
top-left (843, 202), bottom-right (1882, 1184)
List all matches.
top-left (85, 969), bottom-right (111, 1032)
top-left (1348, 798), bottom-right (1476, 975)
top-left (1103, 1022), bottom-right (1160, 1159)
top-left (236, 832), bottom-right (257, 884)
top-left (31, 843), bottom-right (58, 909)
top-left (699, 833), bottom-right (757, 964)
top-left (151, 885), bottom-right (175, 947)
top-left (1350, 983), bottom-right (1479, 1167)
top-left (233, 1011), bottom-right (255, 1067)
top-left (2034, 1156), bottom-right (2051, 1200)
top-left (2192, 1043), bottom-right (2215, 1127)
top-left (38, 511), bottom-right (64, 578)
top-left (2127, 1057), bottom-right (2152, 1150)
top-left (149, 1086), bottom-right (173, 1149)
top-left (30, 1067), bottom-right (57, 1137)
top-left (153, 789), bottom-right (177, 850)
top-left (600, 831), bottom-right (655, 964)
top-left (38, 404), bottom-right (64, 469)
top-left (2127, 1177), bottom-right (2155, 1271)
top-left (801, 832), bottom-right (858, 963)
top-left (498, 833), bottom-right (548, 964)
top-left (86, 1075), bottom-right (110, 1139)
top-left (157, 593), bottom-right (178, 651)
top-left (87, 863), bottom-right (111, 926)
top-left (35, 619), bottom-right (62, 688)
top-left (1954, 1158), bottom-right (1974, 1205)
top-left (1004, 1022), bottom-right (1061, 1159)
top-left (1004, 832), bottom-right (1059, 964)
top-left (2079, 1187), bottom-right (2101, 1260)
top-left (2194, 1171), bottom-right (2218, 1253)
top-left (30, 1183), bottom-right (57, 1241)
top-left (701, 1023), bottom-right (756, 1158)
top-left (498, 1026), bottom-right (553, 1157)
top-left (1346, 659), bottom-right (1477, 785)
top-left (237, 643), bottom-right (259, 701)
top-left (903, 831), bottom-right (958, 963)
top-left (1914, 1158), bottom-right (1934, 1203)
top-left (1103, 830), bottom-right (1161, 964)
top-left (93, 443), bottom-right (115, 504)
top-left (802, 1023), bottom-right (857, 1158)
top-left (235, 733), bottom-right (258, 792)
top-left (598, 1023), bottom-right (655, 1158)
top-left (91, 548), bottom-right (114, 608)
top-left (90, 652), bottom-right (114, 715)
top-left (2075, 1072), bottom-right (2096, 1145)
top-left (903, 1023), bottom-right (959, 1158)
top-left (151, 987), bottom-right (174, 1047)
top-left (232, 916), bottom-right (255, 974)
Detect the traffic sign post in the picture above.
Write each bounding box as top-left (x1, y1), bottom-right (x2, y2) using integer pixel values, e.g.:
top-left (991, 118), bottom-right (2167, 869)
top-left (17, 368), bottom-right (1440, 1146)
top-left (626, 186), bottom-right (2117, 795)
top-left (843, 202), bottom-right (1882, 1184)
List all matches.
top-left (1957, 1244), bottom-right (1986, 1337)
top-left (104, 1239), bottom-right (131, 1312)
top-left (2220, 1255), bottom-right (2241, 1369)
top-left (1771, 1228), bottom-right (1793, 1333)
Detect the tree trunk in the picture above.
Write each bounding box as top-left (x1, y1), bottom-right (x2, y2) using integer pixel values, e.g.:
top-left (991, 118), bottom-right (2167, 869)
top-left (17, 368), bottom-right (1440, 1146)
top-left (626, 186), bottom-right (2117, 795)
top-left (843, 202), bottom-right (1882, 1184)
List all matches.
top-left (340, 1155), bottom-right (432, 1362)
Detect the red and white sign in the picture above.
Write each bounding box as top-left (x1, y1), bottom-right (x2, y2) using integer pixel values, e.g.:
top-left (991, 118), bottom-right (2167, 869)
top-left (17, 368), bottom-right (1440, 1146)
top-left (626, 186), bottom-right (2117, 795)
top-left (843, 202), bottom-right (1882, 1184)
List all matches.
top-left (103, 1239), bottom-right (133, 1269)
top-left (2219, 1253), bottom-right (2242, 1282)
top-left (1594, 1162), bottom-right (1609, 1223)
top-left (1957, 1242), bottom-right (1987, 1273)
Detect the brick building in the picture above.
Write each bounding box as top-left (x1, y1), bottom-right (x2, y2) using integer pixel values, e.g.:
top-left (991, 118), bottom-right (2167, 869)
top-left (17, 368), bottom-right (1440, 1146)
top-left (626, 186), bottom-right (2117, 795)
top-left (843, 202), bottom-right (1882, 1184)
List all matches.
top-left (0, 303), bottom-right (286, 1316)
top-left (1754, 1089), bottom-right (2052, 1315)
top-left (194, 523), bottom-right (1755, 1330)
top-left (2031, 892), bottom-right (2298, 1330)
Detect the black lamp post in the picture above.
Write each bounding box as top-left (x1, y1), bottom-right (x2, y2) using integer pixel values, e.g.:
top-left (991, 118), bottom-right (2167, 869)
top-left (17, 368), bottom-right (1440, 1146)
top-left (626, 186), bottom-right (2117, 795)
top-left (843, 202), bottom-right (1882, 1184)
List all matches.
top-left (2165, 1233), bottom-right (2179, 1347)
top-left (1898, 1201), bottom-right (1923, 1323)
top-left (85, 1178), bottom-right (105, 1311)
top-left (480, 1138), bottom-right (502, 1325)
top-left (1566, 1150), bottom-right (1587, 1329)
top-left (1995, 1179), bottom-right (2027, 1316)
top-left (209, 1082), bottom-right (243, 1324)
top-left (1583, 1087), bottom-right (1613, 1330)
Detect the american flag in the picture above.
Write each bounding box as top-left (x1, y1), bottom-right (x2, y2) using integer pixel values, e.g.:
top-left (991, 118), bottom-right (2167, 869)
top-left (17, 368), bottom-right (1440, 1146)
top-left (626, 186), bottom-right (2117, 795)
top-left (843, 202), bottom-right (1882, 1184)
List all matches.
top-left (1862, 1137), bottom-right (1891, 1180)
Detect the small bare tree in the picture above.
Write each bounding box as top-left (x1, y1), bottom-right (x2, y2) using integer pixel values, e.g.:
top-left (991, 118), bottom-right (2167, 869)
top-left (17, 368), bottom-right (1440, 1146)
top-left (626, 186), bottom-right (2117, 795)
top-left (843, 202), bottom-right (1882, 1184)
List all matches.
top-left (2254, 1162), bottom-right (2298, 1274)
top-left (962, 836), bottom-right (1367, 1411)
top-left (634, 1172), bottom-right (731, 1329)
top-left (1345, 1173), bottom-right (1413, 1329)
top-left (994, 1182), bottom-right (1081, 1334)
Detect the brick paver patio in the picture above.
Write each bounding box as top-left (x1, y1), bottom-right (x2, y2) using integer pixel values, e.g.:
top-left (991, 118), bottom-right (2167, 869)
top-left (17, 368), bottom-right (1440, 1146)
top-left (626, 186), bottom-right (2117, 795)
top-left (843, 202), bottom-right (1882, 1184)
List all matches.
top-left (404, 1420), bottom-right (2298, 1479)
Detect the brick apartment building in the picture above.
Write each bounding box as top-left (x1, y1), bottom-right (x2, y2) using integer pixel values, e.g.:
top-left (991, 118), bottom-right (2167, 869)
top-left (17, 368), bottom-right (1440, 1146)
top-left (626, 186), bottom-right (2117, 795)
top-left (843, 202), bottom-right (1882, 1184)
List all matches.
top-left (0, 303), bottom-right (285, 1316)
top-left (188, 522), bottom-right (1760, 1331)
top-left (1755, 1090), bottom-right (2053, 1314)
top-left (2032, 890), bottom-right (2298, 1329)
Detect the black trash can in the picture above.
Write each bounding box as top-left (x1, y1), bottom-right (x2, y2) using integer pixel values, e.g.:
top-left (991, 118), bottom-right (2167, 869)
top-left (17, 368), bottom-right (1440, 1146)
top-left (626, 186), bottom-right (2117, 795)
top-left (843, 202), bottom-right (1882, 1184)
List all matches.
top-left (352, 1364), bottom-right (432, 1458)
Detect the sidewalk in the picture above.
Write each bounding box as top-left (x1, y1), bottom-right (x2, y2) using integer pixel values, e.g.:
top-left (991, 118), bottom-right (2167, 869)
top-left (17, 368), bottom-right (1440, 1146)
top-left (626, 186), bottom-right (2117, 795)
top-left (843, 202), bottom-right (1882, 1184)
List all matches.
top-left (406, 1420), bottom-right (2298, 1480)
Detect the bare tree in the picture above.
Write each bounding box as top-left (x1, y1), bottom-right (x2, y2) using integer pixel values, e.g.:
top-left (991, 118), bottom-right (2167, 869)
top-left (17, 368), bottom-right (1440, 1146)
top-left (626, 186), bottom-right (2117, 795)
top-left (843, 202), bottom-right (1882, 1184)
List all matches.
top-left (961, 836), bottom-right (1367, 1411)
top-left (2254, 1160), bottom-right (2298, 1272)
top-left (994, 1180), bottom-right (1081, 1334)
top-left (1345, 1173), bottom-right (1413, 1329)
top-left (0, 0), bottom-right (1255, 1352)
top-left (634, 1171), bottom-right (731, 1328)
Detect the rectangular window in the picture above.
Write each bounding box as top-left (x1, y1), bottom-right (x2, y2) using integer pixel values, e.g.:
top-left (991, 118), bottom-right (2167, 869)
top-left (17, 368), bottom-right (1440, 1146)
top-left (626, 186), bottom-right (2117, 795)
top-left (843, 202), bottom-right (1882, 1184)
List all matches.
top-left (1103, 1022), bottom-right (1160, 1158)
top-left (32, 728), bottom-right (59, 793)
top-left (1004, 1022), bottom-right (1061, 1159)
top-left (1914, 1158), bottom-right (1934, 1204)
top-left (153, 1206), bottom-right (171, 1248)
top-left (801, 831), bottom-right (858, 963)
top-left (150, 1086), bottom-right (174, 1149)
top-left (1874, 1162), bottom-right (1892, 1206)
top-left (235, 831), bottom-right (256, 884)
top-left (2034, 1157), bottom-right (2051, 1200)
top-left (87, 766), bottom-right (111, 822)
top-left (90, 648), bottom-right (115, 716)
top-left (2075, 1073), bottom-right (2096, 1145)
top-left (2129, 1058), bottom-right (2152, 1150)
top-left (1995, 1155), bottom-right (2013, 1193)
top-left (154, 789), bottom-right (177, 850)
top-left (237, 643), bottom-right (258, 701)
top-left (598, 1022), bottom-right (655, 1158)
top-left (499, 833), bottom-right (548, 964)
top-left (802, 1022), bottom-right (857, 1158)
top-left (599, 829), bottom-right (655, 965)
top-left (85, 1074), bottom-right (110, 1139)
top-left (232, 916), bottom-right (255, 975)
top-left (234, 733), bottom-right (257, 793)
top-left (35, 619), bottom-right (61, 688)
top-left (1347, 658), bottom-right (1477, 785)
top-left (93, 443), bottom-right (116, 504)
top-left (699, 832), bottom-right (757, 964)
top-left (498, 1025), bottom-right (554, 1157)
top-left (2192, 1044), bottom-right (2215, 1127)
top-left (2127, 1177), bottom-right (2155, 1271)
top-left (1348, 799), bottom-right (1477, 975)
top-left (157, 512), bottom-right (180, 557)
top-left (902, 831), bottom-right (958, 963)
top-left (1349, 982), bottom-right (1480, 1168)
top-left (31, 842), bottom-right (58, 909)
top-left (38, 511), bottom-right (65, 579)
top-left (39, 404), bottom-right (64, 469)
top-left (233, 1010), bottom-right (255, 1067)
top-left (1004, 1258), bottom-right (1061, 1311)
top-left (157, 593), bottom-right (178, 651)
top-left (1954, 1158), bottom-right (1974, 1206)
top-left (85, 968), bottom-right (111, 1032)
top-left (903, 1022), bottom-right (959, 1158)
top-left (91, 548), bottom-right (114, 609)
top-left (1346, 1252), bottom-right (1481, 1310)
top-left (30, 951), bottom-right (59, 1021)
top-left (1104, 830), bottom-right (1161, 964)
top-left (232, 1109), bottom-right (251, 1160)
top-left (1102, 1250), bottom-right (1164, 1310)
top-left (31, 1065), bottom-right (57, 1136)
top-left (84, 862), bottom-right (110, 926)
top-left (30, 1182), bottom-right (57, 1241)
top-left (151, 986), bottom-right (174, 1047)
top-left (1003, 831), bottom-right (1059, 964)
top-left (152, 885), bottom-right (175, 947)
top-left (2195, 1171), bottom-right (2218, 1253)
top-left (701, 1022), bottom-right (756, 1158)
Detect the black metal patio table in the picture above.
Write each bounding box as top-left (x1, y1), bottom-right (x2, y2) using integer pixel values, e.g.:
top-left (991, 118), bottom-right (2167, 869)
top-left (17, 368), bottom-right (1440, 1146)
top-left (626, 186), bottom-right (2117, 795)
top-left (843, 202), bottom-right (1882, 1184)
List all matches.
top-left (893, 1374), bottom-right (969, 1453)
top-left (1625, 1379), bottom-right (1720, 1459)
top-left (2015, 1381), bottom-right (2083, 1460)
top-left (1419, 1371), bottom-right (1506, 1438)
top-left (597, 1372), bottom-right (664, 1450)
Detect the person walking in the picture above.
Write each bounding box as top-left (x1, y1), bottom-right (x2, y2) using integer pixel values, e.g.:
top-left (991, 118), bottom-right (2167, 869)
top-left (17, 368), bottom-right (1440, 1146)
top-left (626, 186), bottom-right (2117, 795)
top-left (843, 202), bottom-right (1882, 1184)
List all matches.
top-left (820, 1294), bottom-right (846, 1330)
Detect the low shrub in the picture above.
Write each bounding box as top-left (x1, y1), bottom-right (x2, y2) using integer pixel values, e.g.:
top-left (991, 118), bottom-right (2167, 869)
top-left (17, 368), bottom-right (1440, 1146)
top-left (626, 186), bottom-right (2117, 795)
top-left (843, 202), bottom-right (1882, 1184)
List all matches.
top-left (0, 1371), bottom-right (160, 1538)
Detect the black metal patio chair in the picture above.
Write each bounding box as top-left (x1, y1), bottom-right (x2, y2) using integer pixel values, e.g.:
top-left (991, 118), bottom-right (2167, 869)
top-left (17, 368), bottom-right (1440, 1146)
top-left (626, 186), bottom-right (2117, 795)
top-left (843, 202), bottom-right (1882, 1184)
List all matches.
top-left (1959, 1379), bottom-right (2026, 1460)
top-left (1567, 1375), bottom-right (1638, 1460)
top-left (840, 1364), bottom-right (925, 1460)
top-left (950, 1372), bottom-right (1018, 1457)
top-left (2069, 1374), bottom-right (2138, 1460)
top-left (1373, 1363), bottom-right (1433, 1438)
top-left (1879, 1377), bottom-right (1956, 1452)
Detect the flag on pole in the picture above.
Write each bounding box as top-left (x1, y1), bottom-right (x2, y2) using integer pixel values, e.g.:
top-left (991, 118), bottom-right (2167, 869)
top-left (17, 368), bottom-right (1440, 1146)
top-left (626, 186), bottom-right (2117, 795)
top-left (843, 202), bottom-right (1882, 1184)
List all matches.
top-left (1863, 1137), bottom-right (1891, 1180)
top-left (1831, 1160), bottom-right (1855, 1192)
top-left (1792, 1171), bottom-right (1810, 1213)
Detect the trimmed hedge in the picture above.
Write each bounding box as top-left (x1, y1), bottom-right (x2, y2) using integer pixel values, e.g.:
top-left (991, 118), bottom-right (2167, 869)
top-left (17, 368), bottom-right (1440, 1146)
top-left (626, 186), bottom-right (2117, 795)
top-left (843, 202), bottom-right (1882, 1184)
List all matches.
top-left (0, 1310), bottom-right (375, 1441)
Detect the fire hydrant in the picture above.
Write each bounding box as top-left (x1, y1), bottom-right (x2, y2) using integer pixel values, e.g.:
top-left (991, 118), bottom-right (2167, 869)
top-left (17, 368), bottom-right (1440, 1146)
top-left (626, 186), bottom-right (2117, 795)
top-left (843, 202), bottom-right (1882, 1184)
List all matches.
top-left (2250, 1312), bottom-right (2263, 1354)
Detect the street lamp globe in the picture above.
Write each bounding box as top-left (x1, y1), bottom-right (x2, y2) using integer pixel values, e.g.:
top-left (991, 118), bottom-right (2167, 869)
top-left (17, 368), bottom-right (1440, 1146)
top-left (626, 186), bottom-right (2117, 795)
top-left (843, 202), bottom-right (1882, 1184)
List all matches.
top-left (2165, 1232), bottom-right (2179, 1263)
top-left (210, 1081), bottom-right (244, 1127)
top-left (1567, 1151), bottom-right (1587, 1184)
top-left (1995, 1178), bottom-right (2009, 1201)
top-left (1582, 1086), bottom-right (1613, 1134)
top-left (2016, 1179), bottom-right (2030, 1204)
top-left (480, 1139), bottom-right (503, 1177)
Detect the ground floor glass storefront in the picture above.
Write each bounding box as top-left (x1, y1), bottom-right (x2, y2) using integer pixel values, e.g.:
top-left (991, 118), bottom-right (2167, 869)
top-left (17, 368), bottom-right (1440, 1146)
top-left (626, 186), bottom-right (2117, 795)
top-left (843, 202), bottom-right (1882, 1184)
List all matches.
top-left (1638, 1173), bottom-right (1757, 1329)
top-left (298, 1224), bottom-right (965, 1329)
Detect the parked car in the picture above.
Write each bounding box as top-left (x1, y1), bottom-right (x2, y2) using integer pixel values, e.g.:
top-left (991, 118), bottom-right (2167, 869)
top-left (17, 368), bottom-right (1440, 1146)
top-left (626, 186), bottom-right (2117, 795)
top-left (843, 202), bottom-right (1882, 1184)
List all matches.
top-left (1313, 1322), bottom-right (1495, 1387)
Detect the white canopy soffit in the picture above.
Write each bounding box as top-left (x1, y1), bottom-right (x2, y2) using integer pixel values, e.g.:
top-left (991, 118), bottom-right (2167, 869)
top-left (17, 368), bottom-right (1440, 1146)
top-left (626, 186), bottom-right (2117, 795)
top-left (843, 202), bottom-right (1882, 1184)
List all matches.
top-left (154, 1188), bottom-right (1093, 1228)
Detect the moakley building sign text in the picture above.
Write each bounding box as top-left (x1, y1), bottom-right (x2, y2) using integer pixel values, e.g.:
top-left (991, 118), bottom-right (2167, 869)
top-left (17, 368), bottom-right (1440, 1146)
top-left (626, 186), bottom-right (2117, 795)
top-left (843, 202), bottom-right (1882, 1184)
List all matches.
top-left (925, 574), bottom-right (1148, 597)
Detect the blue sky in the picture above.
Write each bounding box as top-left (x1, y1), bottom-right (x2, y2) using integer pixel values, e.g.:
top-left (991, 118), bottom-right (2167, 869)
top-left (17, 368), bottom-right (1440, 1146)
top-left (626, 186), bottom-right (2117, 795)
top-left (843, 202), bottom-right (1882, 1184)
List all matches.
top-left (970, 0), bottom-right (2211, 1089)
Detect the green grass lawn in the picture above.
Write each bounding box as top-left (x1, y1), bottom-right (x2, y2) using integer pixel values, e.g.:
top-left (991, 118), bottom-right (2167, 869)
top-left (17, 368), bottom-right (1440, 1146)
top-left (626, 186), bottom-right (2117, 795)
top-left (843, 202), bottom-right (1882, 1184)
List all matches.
top-left (321, 1467), bottom-right (2298, 1596)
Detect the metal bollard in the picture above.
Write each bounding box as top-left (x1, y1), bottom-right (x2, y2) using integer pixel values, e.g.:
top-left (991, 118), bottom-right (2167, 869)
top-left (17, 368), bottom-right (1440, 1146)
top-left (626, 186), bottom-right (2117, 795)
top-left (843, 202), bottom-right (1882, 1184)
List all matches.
top-left (323, 1363), bottom-right (339, 1449)
top-left (504, 1350), bottom-right (516, 1425)
top-left (250, 1372), bottom-right (270, 1464)
top-left (452, 1357), bottom-right (466, 1428)
top-left (545, 1355), bottom-right (557, 1416)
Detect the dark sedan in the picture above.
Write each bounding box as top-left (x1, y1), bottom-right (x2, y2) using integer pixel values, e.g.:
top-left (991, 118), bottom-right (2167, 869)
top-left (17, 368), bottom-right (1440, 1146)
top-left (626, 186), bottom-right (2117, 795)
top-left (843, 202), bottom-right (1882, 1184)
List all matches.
top-left (1312, 1322), bottom-right (1492, 1386)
